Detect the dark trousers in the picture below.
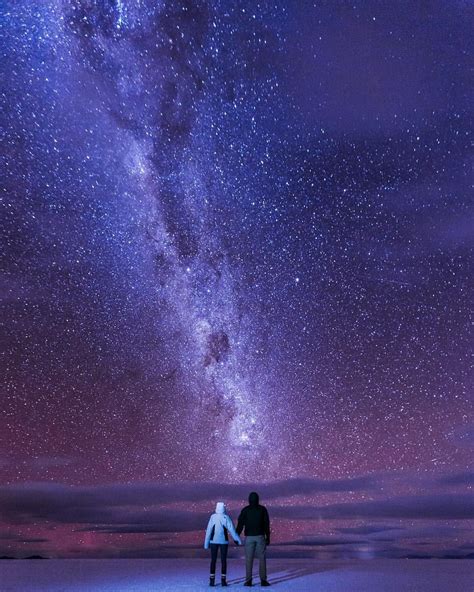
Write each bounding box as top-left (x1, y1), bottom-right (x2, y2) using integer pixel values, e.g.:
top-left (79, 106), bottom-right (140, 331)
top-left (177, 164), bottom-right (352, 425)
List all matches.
top-left (210, 543), bottom-right (228, 575)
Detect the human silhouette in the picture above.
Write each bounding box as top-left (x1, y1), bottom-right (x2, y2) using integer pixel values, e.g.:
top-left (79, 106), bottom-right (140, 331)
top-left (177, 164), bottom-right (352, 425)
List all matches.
top-left (236, 491), bottom-right (271, 587)
top-left (204, 501), bottom-right (241, 587)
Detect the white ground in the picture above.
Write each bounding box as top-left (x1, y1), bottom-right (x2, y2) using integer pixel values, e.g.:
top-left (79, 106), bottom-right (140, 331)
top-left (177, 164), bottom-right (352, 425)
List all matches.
top-left (0, 558), bottom-right (473, 591)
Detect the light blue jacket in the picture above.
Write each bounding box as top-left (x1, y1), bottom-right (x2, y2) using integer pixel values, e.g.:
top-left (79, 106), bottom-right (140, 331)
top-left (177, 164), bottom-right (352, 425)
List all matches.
top-left (204, 502), bottom-right (242, 548)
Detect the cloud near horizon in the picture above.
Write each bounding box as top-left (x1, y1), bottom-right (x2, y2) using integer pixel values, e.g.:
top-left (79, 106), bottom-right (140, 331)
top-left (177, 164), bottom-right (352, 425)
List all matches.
top-left (0, 473), bottom-right (379, 512)
top-left (271, 493), bottom-right (474, 521)
top-left (1, 473), bottom-right (472, 534)
top-left (1, 472), bottom-right (471, 560)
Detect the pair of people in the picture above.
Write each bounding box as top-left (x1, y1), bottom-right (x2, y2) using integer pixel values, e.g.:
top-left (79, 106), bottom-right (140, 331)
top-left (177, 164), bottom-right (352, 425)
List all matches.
top-left (204, 491), bottom-right (270, 587)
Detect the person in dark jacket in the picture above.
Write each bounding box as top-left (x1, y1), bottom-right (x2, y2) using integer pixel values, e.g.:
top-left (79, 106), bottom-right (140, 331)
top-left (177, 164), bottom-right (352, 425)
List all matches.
top-left (236, 491), bottom-right (271, 587)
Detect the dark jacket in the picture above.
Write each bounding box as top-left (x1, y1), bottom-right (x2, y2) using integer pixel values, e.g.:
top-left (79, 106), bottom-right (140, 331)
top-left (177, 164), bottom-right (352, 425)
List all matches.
top-left (236, 492), bottom-right (270, 543)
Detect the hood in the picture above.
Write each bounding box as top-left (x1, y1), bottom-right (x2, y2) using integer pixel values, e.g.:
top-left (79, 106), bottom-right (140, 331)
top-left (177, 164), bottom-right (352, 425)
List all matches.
top-left (215, 501), bottom-right (226, 513)
top-left (248, 491), bottom-right (259, 506)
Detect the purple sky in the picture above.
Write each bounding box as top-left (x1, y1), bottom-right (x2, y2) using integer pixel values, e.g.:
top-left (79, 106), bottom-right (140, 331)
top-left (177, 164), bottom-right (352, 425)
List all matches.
top-left (2, 0), bottom-right (473, 559)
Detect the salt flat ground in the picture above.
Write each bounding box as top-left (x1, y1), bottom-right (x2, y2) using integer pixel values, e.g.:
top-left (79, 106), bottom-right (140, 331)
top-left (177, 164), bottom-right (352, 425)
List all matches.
top-left (0, 558), bottom-right (473, 592)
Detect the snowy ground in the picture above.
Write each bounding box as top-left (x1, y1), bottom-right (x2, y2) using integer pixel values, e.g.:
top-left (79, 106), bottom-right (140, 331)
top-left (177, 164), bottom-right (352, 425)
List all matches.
top-left (1, 558), bottom-right (473, 591)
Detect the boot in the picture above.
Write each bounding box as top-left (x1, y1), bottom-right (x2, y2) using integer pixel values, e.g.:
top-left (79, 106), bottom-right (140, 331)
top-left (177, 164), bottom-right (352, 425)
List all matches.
top-left (244, 580), bottom-right (252, 587)
top-left (221, 573), bottom-right (228, 586)
top-left (261, 581), bottom-right (271, 587)
top-left (209, 573), bottom-right (215, 587)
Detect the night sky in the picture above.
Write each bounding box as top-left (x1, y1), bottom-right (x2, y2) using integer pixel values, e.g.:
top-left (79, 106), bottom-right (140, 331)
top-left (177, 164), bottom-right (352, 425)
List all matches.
top-left (2, 0), bottom-right (473, 560)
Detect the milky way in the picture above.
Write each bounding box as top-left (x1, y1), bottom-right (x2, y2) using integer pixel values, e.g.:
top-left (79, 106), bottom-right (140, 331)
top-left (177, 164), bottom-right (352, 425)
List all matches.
top-left (2, 0), bottom-right (473, 559)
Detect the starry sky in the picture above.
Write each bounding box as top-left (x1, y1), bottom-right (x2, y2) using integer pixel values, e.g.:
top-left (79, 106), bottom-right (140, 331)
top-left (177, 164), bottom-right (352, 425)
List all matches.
top-left (2, 0), bottom-right (473, 560)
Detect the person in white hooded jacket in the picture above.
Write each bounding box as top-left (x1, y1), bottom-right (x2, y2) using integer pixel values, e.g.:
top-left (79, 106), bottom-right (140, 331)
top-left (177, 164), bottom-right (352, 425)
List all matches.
top-left (204, 501), bottom-right (242, 587)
